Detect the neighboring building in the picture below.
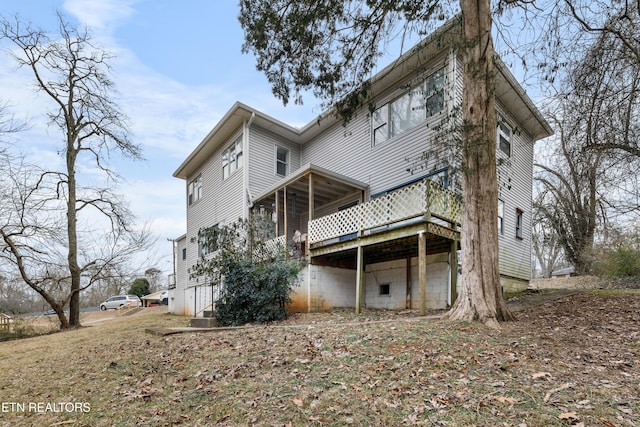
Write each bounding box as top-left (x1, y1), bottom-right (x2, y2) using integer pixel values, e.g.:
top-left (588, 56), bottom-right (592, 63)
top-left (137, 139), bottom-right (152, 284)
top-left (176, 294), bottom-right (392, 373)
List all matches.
top-left (551, 266), bottom-right (576, 279)
top-left (170, 20), bottom-right (552, 317)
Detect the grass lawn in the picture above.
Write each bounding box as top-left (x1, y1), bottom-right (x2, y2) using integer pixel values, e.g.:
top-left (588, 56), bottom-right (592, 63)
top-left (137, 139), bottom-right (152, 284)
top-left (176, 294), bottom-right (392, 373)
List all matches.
top-left (0, 290), bottom-right (638, 426)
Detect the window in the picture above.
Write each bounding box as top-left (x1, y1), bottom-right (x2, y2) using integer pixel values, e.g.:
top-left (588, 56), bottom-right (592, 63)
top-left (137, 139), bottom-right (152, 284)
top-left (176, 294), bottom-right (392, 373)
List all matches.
top-left (515, 209), bottom-right (523, 239)
top-left (198, 225), bottom-right (219, 257)
top-left (188, 174), bottom-right (202, 205)
top-left (276, 146), bottom-right (289, 176)
top-left (379, 283), bottom-right (390, 296)
top-left (497, 119), bottom-right (511, 157)
top-left (498, 199), bottom-right (504, 234)
top-left (222, 136), bottom-right (243, 180)
top-left (372, 68), bottom-right (444, 146)
top-left (372, 104), bottom-right (389, 146)
top-left (182, 248), bottom-right (186, 260)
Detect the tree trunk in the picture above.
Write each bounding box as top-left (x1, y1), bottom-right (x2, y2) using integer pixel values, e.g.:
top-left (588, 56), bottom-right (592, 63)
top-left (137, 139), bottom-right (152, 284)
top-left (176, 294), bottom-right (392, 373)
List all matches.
top-left (444, 0), bottom-right (516, 328)
top-left (67, 144), bottom-right (81, 327)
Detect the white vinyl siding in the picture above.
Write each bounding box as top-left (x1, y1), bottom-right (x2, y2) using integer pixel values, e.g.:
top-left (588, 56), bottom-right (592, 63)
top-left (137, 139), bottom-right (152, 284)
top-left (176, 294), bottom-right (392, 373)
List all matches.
top-left (496, 104), bottom-right (534, 281)
top-left (185, 130), bottom-right (244, 289)
top-left (302, 55), bottom-right (452, 198)
top-left (246, 126), bottom-right (300, 199)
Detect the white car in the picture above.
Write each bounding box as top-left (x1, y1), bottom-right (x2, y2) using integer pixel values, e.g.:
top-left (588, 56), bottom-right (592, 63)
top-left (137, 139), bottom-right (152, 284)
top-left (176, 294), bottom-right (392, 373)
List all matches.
top-left (100, 295), bottom-right (142, 310)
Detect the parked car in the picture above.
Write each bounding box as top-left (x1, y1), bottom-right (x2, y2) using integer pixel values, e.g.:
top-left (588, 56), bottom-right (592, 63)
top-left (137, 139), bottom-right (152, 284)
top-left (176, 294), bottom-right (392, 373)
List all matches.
top-left (160, 291), bottom-right (168, 305)
top-left (99, 295), bottom-right (142, 311)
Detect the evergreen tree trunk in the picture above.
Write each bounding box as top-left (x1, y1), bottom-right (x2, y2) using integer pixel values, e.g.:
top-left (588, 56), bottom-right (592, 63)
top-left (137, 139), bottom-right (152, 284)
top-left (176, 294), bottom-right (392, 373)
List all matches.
top-left (445, 0), bottom-right (515, 328)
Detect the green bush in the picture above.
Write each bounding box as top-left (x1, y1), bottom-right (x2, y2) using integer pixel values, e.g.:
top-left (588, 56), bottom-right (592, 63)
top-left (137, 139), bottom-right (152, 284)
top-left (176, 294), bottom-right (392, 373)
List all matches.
top-left (190, 214), bottom-right (303, 326)
top-left (601, 247), bottom-right (640, 278)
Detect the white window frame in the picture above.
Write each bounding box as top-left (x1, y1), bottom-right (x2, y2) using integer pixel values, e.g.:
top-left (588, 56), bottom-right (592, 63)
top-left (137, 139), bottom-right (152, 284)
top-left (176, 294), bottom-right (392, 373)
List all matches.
top-left (515, 208), bottom-right (523, 239)
top-left (276, 145), bottom-right (289, 177)
top-left (497, 119), bottom-right (512, 157)
top-left (498, 199), bottom-right (504, 235)
top-left (222, 136), bottom-right (243, 180)
top-left (372, 68), bottom-right (444, 146)
top-left (188, 174), bottom-right (202, 206)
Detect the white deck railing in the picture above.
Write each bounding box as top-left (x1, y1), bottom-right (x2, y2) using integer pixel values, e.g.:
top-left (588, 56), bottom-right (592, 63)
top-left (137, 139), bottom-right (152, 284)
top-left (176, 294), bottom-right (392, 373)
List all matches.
top-left (308, 179), bottom-right (462, 244)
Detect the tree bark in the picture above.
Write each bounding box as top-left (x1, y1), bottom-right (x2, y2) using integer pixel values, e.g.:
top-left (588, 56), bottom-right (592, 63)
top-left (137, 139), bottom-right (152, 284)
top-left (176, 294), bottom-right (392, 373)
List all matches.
top-left (444, 0), bottom-right (516, 328)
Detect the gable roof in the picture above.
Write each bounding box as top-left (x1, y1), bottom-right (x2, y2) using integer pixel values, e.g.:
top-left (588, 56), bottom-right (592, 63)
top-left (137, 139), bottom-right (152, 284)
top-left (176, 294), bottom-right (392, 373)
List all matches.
top-left (174, 19), bottom-right (552, 180)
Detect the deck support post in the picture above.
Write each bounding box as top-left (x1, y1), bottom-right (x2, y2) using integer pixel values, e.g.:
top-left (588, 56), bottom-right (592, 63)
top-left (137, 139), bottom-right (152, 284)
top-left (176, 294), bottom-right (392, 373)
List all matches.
top-left (449, 240), bottom-right (458, 306)
top-left (355, 245), bottom-right (364, 314)
top-left (418, 231), bottom-right (427, 316)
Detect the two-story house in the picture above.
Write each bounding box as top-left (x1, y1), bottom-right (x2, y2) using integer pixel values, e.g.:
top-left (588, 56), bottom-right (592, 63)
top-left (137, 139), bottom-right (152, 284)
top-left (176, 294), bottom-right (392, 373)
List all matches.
top-left (169, 20), bottom-right (552, 317)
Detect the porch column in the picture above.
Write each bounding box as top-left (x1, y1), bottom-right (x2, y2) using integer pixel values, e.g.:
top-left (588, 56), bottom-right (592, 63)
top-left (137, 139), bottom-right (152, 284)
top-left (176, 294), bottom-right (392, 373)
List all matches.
top-left (307, 174), bottom-right (314, 313)
top-left (307, 173), bottom-right (314, 255)
top-left (275, 190), bottom-right (280, 236)
top-left (284, 187), bottom-right (288, 255)
top-left (449, 240), bottom-right (458, 306)
top-left (418, 231), bottom-right (427, 315)
top-left (355, 245), bottom-right (364, 314)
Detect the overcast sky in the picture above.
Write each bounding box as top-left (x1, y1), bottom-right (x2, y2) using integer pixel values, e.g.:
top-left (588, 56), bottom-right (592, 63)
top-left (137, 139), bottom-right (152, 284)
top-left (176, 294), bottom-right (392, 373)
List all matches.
top-left (0, 0), bottom-right (330, 276)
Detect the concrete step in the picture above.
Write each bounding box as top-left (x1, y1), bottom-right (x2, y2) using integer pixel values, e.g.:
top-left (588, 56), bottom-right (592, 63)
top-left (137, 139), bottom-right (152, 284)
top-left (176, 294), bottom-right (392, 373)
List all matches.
top-left (190, 317), bottom-right (217, 328)
top-left (202, 310), bottom-right (215, 318)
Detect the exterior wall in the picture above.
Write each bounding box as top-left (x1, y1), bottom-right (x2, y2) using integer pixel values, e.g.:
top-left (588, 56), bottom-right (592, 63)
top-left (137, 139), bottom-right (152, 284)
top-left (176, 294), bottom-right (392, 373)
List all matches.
top-left (184, 128), bottom-right (245, 290)
top-left (496, 103), bottom-right (534, 282)
top-left (172, 236), bottom-right (189, 316)
top-left (366, 254), bottom-right (450, 311)
top-left (247, 125), bottom-right (300, 198)
top-left (305, 265), bottom-right (357, 311)
top-left (301, 53), bottom-right (454, 198)
top-left (500, 276), bottom-right (529, 294)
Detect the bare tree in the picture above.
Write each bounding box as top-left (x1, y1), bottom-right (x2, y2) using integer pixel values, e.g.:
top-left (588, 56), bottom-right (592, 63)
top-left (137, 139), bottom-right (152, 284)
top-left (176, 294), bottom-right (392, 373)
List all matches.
top-left (0, 14), bottom-right (148, 328)
top-left (531, 199), bottom-right (564, 278)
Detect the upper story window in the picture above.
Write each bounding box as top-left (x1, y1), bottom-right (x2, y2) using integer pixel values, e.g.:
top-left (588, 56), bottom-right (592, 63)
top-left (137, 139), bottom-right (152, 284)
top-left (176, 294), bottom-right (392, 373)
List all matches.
top-left (198, 225), bottom-right (219, 257)
top-left (222, 136), bottom-right (243, 180)
top-left (188, 174), bottom-right (202, 206)
top-left (497, 119), bottom-right (511, 157)
top-left (498, 199), bottom-right (504, 234)
top-left (515, 208), bottom-right (523, 239)
top-left (276, 146), bottom-right (289, 177)
top-left (372, 68), bottom-right (445, 146)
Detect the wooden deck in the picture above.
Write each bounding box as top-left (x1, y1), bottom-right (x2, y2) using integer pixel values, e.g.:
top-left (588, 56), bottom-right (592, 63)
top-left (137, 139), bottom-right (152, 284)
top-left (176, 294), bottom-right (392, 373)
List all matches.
top-left (308, 179), bottom-right (462, 262)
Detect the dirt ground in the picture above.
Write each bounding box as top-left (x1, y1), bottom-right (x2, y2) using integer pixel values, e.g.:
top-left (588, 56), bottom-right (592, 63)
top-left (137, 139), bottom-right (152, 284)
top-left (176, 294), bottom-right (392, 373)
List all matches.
top-left (0, 282), bottom-right (638, 426)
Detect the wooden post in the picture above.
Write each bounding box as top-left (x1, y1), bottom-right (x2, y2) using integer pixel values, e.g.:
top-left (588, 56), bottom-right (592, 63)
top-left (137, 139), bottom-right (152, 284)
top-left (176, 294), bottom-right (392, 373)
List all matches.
top-left (450, 240), bottom-right (458, 306)
top-left (308, 173), bottom-right (314, 255)
top-left (418, 231), bottom-right (427, 316)
top-left (406, 256), bottom-right (412, 309)
top-left (275, 190), bottom-right (280, 236)
top-left (284, 187), bottom-right (288, 256)
top-left (355, 245), bottom-right (364, 314)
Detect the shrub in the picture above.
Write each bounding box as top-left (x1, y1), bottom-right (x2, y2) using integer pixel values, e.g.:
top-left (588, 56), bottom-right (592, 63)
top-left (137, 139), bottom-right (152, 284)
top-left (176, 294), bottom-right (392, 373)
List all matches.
top-left (190, 214), bottom-right (303, 326)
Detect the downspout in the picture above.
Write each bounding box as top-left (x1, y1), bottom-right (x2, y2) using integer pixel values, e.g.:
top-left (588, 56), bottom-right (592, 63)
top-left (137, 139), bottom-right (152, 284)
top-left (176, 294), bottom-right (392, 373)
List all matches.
top-left (243, 112), bottom-right (256, 219)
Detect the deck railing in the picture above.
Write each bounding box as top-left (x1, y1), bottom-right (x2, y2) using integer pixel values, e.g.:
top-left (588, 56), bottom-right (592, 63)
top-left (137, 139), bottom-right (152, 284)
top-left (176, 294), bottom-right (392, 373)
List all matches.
top-left (308, 179), bottom-right (462, 244)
